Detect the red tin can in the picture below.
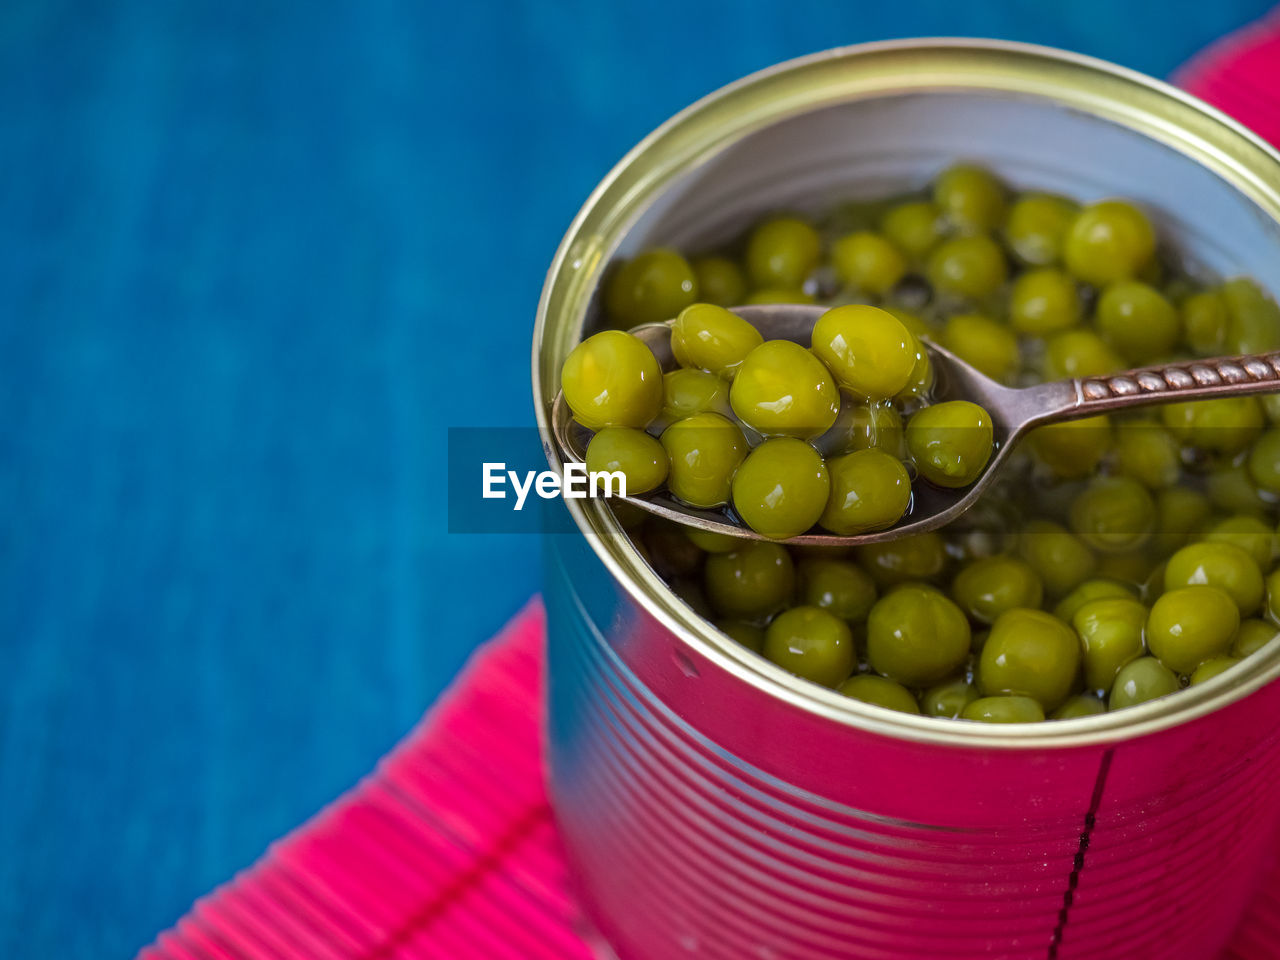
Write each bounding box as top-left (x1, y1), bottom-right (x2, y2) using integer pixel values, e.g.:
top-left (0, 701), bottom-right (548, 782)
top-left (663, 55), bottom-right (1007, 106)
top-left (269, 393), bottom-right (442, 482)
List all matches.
top-left (534, 40), bottom-right (1280, 960)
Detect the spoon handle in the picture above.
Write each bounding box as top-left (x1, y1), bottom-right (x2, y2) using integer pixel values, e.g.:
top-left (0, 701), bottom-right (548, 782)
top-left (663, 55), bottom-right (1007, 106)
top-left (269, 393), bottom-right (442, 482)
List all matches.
top-left (1045, 352), bottom-right (1280, 420)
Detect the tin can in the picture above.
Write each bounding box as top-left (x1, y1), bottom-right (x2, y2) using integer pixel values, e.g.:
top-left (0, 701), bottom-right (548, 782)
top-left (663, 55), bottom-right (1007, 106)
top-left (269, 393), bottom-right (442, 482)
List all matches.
top-left (533, 40), bottom-right (1280, 960)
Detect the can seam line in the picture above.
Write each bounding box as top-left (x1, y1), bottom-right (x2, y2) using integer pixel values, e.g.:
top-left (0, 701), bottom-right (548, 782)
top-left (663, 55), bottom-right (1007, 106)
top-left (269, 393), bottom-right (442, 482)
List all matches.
top-left (1049, 747), bottom-right (1115, 958)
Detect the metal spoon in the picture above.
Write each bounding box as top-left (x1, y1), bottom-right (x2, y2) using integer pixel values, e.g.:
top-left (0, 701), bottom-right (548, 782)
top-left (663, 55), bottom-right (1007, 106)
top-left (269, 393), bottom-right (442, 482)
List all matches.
top-left (551, 303), bottom-right (1280, 545)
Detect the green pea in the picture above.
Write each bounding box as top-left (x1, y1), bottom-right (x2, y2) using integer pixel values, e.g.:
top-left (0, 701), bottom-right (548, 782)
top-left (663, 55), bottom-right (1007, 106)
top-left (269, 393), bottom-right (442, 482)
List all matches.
top-left (1052, 694), bottom-right (1108, 720)
top-left (951, 556), bottom-right (1044, 625)
top-left (661, 368), bottom-right (731, 422)
top-left (797, 558), bottom-right (878, 623)
top-left (1248, 428), bottom-right (1280, 493)
top-left (881, 306), bottom-right (933, 339)
top-left (1164, 541), bottom-right (1263, 615)
top-left (832, 231), bottom-right (907, 295)
top-left (1068, 477), bottom-right (1156, 554)
top-left (585, 428), bottom-right (669, 496)
top-left (1054, 578), bottom-right (1138, 622)
top-left (941, 313), bottom-right (1020, 382)
top-left (1003, 193), bottom-right (1078, 266)
top-left (1110, 657), bottom-right (1180, 710)
top-left (837, 674), bottom-right (921, 714)
top-left (1009, 269), bottom-right (1081, 335)
top-left (1182, 289), bottom-right (1230, 356)
top-left (926, 234), bottom-right (1009, 301)
top-left (1017, 520), bottom-right (1098, 596)
top-left (1203, 515), bottom-right (1275, 568)
top-left (1267, 568), bottom-right (1280, 623)
top-left (562, 330), bottom-right (664, 430)
top-left (1009, 480), bottom-right (1079, 531)
top-left (746, 217), bottom-right (821, 289)
top-left (1063, 200), bottom-right (1156, 287)
top-left (1095, 281), bottom-right (1180, 363)
top-left (730, 340), bottom-right (839, 439)
top-left (1189, 656), bottom-right (1240, 685)
top-left (660, 413), bottom-right (748, 508)
top-left (921, 677), bottom-right (981, 718)
top-left (791, 543), bottom-right (854, 562)
top-left (856, 533), bottom-right (948, 586)
top-left (691, 256), bottom-right (747, 308)
top-left (1042, 329), bottom-right (1123, 380)
top-left (1154, 486), bottom-right (1213, 551)
top-left (826, 401), bottom-right (904, 458)
top-left (604, 248), bottom-right (698, 326)
top-left (1223, 277), bottom-right (1280, 354)
top-left (962, 696), bottom-right (1046, 723)
top-left (743, 287), bottom-right (815, 305)
top-left (1233, 618), bottom-right (1279, 657)
top-left (1161, 396), bottom-right (1263, 456)
top-left (705, 540), bottom-right (795, 619)
top-left (896, 337), bottom-right (934, 402)
top-left (1264, 395), bottom-right (1280, 425)
top-left (880, 200), bottom-right (944, 260)
top-left (811, 305), bottom-right (917, 400)
top-left (1096, 549), bottom-right (1159, 589)
top-left (685, 528), bottom-right (739, 553)
top-left (1162, 268), bottom-right (1197, 302)
top-left (1114, 421), bottom-right (1181, 489)
top-left (644, 521), bottom-right (704, 579)
top-left (933, 164), bottom-right (1006, 233)
top-left (1072, 597), bottom-right (1147, 693)
top-left (1147, 586), bottom-right (1240, 674)
top-left (906, 401), bottom-right (995, 488)
top-left (1141, 561), bottom-right (1169, 601)
top-left (763, 605), bottom-right (855, 687)
top-left (1029, 416), bottom-right (1111, 480)
top-left (866, 584), bottom-right (971, 686)
top-left (819, 449), bottom-right (912, 535)
top-left (670, 302), bottom-right (764, 377)
top-left (716, 619), bottom-right (765, 653)
top-left (1206, 462), bottom-right (1270, 517)
top-left (978, 608), bottom-right (1081, 711)
top-left (732, 438), bottom-right (830, 539)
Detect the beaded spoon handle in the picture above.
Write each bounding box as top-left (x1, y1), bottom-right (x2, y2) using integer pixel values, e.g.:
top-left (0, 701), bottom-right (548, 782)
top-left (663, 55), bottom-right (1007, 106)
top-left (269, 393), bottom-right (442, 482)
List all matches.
top-left (551, 303), bottom-right (1280, 545)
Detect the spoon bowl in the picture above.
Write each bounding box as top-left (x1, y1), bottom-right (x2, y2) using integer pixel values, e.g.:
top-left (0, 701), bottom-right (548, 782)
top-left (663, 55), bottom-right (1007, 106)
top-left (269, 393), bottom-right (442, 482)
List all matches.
top-left (551, 303), bottom-right (1280, 544)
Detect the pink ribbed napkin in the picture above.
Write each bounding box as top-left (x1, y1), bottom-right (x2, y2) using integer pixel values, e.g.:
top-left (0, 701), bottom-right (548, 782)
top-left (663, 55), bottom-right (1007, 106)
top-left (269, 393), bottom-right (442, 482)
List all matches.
top-left (141, 599), bottom-right (596, 960)
top-left (1175, 7), bottom-right (1280, 146)
top-left (140, 15), bottom-right (1280, 958)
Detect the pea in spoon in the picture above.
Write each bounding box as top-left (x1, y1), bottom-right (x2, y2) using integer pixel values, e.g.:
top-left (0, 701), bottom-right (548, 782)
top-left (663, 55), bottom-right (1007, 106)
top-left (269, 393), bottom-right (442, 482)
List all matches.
top-left (551, 303), bottom-right (1280, 545)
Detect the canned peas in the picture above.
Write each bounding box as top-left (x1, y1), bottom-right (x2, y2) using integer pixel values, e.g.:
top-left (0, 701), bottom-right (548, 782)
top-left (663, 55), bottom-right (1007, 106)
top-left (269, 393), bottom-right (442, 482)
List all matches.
top-left (564, 163), bottom-right (1280, 723)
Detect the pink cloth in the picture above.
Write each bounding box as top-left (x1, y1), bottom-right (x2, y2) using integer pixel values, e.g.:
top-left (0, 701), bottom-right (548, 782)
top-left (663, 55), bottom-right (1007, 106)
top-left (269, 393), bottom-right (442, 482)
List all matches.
top-left (141, 599), bottom-right (595, 960)
top-left (1175, 8), bottom-right (1280, 146)
top-left (141, 16), bottom-right (1280, 959)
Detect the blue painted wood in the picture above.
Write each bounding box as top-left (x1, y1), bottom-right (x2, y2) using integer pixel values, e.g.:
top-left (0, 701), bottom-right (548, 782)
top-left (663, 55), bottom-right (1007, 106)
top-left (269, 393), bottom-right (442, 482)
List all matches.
top-left (0, 0), bottom-right (1271, 956)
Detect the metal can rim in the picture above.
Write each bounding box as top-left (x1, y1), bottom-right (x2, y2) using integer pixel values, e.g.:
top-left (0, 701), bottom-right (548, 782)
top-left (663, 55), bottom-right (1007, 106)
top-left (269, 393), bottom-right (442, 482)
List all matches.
top-left (531, 38), bottom-right (1280, 749)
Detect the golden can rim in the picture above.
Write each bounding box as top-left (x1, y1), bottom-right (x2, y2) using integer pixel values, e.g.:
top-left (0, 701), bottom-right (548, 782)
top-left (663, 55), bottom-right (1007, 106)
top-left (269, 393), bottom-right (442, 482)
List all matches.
top-left (531, 38), bottom-right (1280, 749)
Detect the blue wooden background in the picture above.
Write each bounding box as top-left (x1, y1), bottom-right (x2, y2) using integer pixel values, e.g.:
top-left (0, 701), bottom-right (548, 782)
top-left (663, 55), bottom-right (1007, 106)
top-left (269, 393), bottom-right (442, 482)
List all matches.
top-left (0, 0), bottom-right (1273, 956)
